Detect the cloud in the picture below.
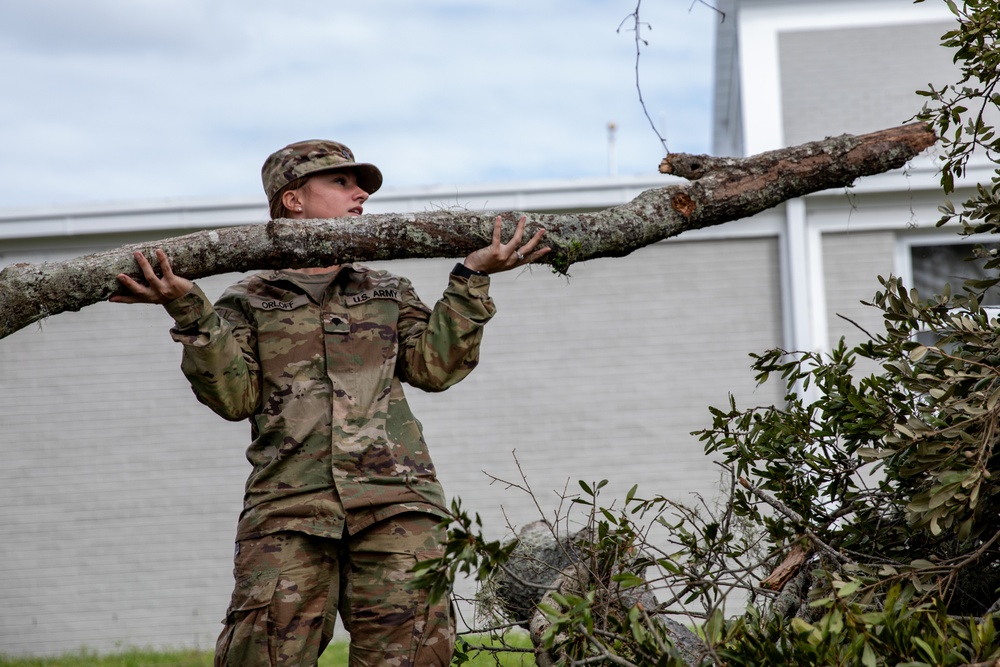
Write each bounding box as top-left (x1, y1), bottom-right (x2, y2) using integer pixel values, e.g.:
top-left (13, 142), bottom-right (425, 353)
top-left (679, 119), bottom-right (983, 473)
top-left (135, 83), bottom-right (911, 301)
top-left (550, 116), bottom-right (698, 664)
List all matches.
top-left (0, 0), bottom-right (716, 209)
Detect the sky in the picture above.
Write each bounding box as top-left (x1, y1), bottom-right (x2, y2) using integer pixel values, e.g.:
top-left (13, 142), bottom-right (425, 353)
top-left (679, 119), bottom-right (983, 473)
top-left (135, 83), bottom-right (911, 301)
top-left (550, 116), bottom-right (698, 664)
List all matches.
top-left (0, 1), bottom-right (718, 210)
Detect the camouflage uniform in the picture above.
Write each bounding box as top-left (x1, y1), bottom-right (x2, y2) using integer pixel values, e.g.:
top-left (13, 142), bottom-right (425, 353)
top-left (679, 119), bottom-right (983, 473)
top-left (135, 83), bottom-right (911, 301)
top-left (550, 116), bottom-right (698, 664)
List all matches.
top-left (164, 263), bottom-right (495, 666)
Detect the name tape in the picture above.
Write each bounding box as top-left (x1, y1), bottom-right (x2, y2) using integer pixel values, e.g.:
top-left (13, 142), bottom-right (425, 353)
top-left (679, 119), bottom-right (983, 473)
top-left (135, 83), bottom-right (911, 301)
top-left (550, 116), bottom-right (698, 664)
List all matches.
top-left (348, 288), bottom-right (400, 305)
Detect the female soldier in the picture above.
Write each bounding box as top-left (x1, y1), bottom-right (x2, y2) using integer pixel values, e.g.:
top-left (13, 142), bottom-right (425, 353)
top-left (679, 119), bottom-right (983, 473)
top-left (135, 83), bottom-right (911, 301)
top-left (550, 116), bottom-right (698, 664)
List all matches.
top-left (112, 140), bottom-right (549, 666)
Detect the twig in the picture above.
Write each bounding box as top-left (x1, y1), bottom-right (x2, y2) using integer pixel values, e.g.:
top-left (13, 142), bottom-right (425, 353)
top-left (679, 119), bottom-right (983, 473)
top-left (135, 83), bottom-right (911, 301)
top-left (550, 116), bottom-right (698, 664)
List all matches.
top-left (617, 0), bottom-right (725, 155)
top-left (497, 562), bottom-right (565, 592)
top-left (459, 619), bottom-right (534, 635)
top-left (836, 312), bottom-right (877, 340)
top-left (946, 529), bottom-right (1000, 570)
top-left (638, 604), bottom-right (670, 656)
top-left (738, 476), bottom-right (851, 565)
top-left (574, 624), bottom-right (640, 667)
top-left (460, 642), bottom-right (535, 655)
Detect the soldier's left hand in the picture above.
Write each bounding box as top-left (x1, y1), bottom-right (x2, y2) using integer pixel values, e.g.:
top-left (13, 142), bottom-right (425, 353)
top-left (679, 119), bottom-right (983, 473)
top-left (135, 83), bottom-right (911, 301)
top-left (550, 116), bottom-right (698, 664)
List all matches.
top-left (463, 216), bottom-right (550, 275)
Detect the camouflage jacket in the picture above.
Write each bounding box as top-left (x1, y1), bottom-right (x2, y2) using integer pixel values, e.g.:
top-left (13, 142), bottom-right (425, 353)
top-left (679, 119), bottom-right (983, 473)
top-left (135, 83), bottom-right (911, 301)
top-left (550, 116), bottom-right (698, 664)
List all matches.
top-left (164, 264), bottom-right (495, 539)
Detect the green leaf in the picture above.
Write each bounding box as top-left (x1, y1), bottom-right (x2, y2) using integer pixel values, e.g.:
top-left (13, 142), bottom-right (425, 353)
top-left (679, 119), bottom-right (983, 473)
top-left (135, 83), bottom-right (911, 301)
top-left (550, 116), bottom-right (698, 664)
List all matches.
top-left (862, 641), bottom-right (877, 667)
top-left (988, 386), bottom-right (1000, 411)
top-left (823, 607), bottom-right (844, 636)
top-left (911, 635), bottom-right (937, 663)
top-left (704, 608), bottom-right (725, 643)
top-left (857, 612), bottom-right (886, 625)
top-left (611, 572), bottom-right (645, 589)
top-left (835, 578), bottom-right (863, 597)
top-left (857, 446), bottom-right (890, 459)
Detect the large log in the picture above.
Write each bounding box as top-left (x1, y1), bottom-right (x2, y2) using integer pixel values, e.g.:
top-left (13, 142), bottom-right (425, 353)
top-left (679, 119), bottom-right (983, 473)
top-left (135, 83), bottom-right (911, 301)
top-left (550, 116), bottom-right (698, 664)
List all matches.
top-left (492, 522), bottom-right (710, 666)
top-left (0, 123), bottom-right (936, 340)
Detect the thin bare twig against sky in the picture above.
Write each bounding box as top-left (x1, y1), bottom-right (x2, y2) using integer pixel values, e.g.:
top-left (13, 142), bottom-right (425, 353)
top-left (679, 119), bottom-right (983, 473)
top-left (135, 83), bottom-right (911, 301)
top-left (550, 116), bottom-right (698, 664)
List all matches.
top-left (619, 0), bottom-right (725, 155)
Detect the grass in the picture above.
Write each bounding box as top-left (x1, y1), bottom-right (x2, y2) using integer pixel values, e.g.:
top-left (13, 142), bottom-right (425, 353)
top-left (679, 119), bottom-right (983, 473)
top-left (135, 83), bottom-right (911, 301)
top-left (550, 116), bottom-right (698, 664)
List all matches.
top-left (0, 634), bottom-right (536, 666)
top-left (0, 649), bottom-right (215, 667)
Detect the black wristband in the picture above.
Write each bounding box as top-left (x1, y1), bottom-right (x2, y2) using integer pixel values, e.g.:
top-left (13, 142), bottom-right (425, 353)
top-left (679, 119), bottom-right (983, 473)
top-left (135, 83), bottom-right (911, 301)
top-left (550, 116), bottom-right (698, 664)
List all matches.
top-left (451, 263), bottom-right (489, 278)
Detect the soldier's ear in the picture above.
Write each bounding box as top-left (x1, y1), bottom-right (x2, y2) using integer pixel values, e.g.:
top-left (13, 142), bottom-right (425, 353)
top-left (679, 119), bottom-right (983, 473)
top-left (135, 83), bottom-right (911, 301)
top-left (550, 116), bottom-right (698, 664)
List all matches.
top-left (282, 189), bottom-right (304, 216)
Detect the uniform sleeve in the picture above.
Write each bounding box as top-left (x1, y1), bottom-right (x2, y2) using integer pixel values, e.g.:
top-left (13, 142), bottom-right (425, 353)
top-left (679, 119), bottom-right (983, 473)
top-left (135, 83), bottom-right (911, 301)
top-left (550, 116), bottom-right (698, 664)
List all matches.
top-left (163, 283), bottom-right (261, 421)
top-left (396, 269), bottom-right (496, 392)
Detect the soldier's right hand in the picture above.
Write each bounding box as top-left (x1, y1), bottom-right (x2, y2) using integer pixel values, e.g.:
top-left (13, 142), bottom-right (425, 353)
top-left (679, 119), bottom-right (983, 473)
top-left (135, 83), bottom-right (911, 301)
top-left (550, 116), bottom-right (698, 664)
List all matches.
top-left (111, 249), bottom-right (194, 305)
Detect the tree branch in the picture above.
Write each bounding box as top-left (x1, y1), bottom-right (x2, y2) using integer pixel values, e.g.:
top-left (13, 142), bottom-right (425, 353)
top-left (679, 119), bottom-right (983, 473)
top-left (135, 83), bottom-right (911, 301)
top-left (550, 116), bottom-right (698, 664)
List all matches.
top-left (0, 123), bottom-right (936, 340)
top-left (738, 476), bottom-right (851, 566)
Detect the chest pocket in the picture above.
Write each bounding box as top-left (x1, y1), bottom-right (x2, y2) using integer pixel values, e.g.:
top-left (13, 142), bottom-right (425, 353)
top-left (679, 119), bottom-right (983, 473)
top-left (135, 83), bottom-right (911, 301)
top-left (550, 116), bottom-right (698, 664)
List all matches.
top-left (344, 288), bottom-right (402, 349)
top-left (248, 294), bottom-right (322, 368)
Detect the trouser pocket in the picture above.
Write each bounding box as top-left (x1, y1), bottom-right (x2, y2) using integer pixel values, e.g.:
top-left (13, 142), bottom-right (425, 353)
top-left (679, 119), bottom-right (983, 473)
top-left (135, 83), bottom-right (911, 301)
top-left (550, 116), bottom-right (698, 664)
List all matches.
top-left (215, 545), bottom-right (281, 667)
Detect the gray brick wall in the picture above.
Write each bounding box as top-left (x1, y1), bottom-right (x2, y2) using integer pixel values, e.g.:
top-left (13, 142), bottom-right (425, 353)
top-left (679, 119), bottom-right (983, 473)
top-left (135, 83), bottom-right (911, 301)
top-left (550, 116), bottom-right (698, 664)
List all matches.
top-left (779, 21), bottom-right (956, 146)
top-left (0, 236), bottom-right (784, 656)
top-left (1, 271), bottom-right (250, 655)
top-left (824, 229), bottom-right (896, 351)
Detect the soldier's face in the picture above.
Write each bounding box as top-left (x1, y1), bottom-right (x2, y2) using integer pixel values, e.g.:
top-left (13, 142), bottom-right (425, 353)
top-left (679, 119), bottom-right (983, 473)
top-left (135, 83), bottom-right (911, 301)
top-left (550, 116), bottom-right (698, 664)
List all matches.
top-left (291, 169), bottom-right (369, 219)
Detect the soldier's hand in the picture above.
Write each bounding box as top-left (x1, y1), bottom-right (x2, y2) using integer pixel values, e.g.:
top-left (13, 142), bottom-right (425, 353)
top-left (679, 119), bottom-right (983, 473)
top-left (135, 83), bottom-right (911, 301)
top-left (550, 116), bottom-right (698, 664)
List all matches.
top-left (111, 249), bottom-right (194, 304)
top-left (462, 216), bottom-right (550, 275)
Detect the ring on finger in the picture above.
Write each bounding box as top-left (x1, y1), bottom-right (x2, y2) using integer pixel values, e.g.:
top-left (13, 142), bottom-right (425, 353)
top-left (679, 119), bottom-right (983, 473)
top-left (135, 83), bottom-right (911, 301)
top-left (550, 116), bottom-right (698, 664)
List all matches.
top-left (516, 251), bottom-right (525, 260)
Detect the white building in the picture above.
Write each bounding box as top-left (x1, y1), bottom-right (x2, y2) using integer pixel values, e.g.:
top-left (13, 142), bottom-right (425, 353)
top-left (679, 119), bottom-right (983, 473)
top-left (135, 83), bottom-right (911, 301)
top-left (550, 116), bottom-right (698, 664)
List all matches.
top-left (0, 0), bottom-right (986, 656)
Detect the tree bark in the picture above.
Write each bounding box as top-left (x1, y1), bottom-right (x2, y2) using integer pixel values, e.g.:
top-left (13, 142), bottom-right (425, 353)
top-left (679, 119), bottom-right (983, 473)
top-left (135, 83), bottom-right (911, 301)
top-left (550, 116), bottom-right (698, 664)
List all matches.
top-left (0, 123), bottom-right (936, 340)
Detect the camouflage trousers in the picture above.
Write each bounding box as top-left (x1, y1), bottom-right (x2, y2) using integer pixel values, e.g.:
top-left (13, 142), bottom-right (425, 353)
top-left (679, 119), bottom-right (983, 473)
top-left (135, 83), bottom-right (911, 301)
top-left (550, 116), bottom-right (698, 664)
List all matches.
top-left (214, 512), bottom-right (454, 667)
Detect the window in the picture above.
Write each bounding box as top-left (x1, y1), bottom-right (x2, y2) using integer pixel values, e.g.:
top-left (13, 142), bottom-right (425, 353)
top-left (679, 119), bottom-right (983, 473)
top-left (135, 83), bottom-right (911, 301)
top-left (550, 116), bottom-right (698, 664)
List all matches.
top-left (910, 242), bottom-right (1000, 305)
top-left (907, 241), bottom-right (1000, 346)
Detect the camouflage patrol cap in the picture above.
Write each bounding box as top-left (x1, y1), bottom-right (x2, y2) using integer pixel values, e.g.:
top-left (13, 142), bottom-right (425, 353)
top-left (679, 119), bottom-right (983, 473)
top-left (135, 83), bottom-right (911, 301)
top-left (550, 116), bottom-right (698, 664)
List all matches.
top-left (261, 140), bottom-right (383, 204)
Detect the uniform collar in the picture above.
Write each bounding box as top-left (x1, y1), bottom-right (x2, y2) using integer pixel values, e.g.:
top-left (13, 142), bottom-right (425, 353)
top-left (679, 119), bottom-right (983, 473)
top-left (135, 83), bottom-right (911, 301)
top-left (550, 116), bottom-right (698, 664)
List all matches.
top-left (259, 263), bottom-right (363, 284)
